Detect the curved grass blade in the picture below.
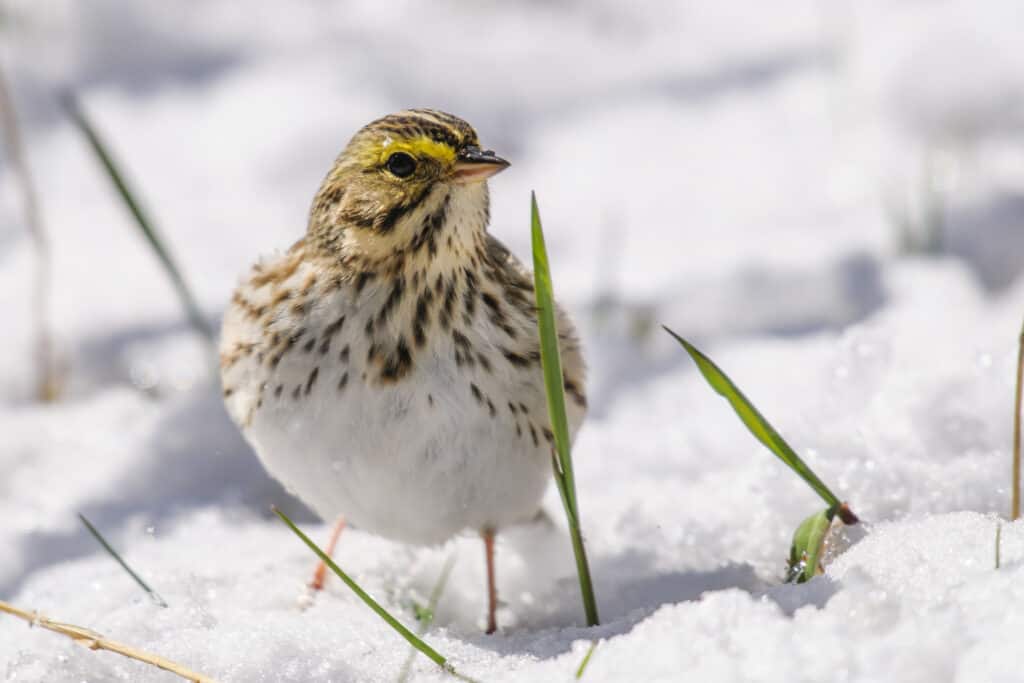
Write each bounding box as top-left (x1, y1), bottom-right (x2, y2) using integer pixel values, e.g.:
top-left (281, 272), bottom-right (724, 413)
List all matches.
top-left (786, 508), bottom-right (834, 583)
top-left (397, 553), bottom-right (457, 683)
top-left (531, 192), bottom-right (599, 628)
top-left (273, 508), bottom-right (478, 682)
top-left (62, 92), bottom-right (213, 346)
top-left (663, 326), bottom-right (858, 524)
top-left (78, 513), bottom-right (167, 607)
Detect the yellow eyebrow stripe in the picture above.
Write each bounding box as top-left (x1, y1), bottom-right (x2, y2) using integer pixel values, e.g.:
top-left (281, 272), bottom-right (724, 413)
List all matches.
top-left (378, 136), bottom-right (456, 165)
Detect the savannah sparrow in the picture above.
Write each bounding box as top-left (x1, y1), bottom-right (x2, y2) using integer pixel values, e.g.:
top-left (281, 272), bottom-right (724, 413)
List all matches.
top-left (219, 109), bottom-right (586, 633)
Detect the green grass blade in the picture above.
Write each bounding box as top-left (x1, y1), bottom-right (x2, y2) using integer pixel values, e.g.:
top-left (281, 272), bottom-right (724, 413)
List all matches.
top-left (575, 640), bottom-right (598, 679)
top-left (531, 192), bottom-right (599, 628)
top-left (663, 326), bottom-right (858, 523)
top-left (78, 514), bottom-right (167, 607)
top-left (273, 508), bottom-right (472, 679)
top-left (531, 194), bottom-right (575, 514)
top-left (397, 553), bottom-right (457, 683)
top-left (62, 93), bottom-right (213, 345)
top-left (786, 508), bottom-right (834, 583)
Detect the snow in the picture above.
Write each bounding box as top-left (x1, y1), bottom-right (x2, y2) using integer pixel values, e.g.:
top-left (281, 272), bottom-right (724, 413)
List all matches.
top-left (2, 1), bottom-right (1023, 681)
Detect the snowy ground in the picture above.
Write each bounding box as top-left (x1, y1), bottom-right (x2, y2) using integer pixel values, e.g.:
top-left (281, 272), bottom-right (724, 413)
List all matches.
top-left (2, 1), bottom-right (1024, 681)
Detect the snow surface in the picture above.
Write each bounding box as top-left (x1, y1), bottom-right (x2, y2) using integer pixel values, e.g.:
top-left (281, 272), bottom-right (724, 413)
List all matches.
top-left (2, 1), bottom-right (1023, 681)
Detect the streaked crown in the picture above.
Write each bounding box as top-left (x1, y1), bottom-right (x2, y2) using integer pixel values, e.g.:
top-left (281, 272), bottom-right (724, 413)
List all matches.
top-left (308, 110), bottom-right (509, 262)
top-left (351, 109), bottom-right (481, 167)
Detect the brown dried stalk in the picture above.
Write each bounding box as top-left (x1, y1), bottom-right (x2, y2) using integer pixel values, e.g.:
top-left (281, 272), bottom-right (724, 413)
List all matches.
top-left (0, 64), bottom-right (59, 401)
top-left (0, 599), bottom-right (217, 683)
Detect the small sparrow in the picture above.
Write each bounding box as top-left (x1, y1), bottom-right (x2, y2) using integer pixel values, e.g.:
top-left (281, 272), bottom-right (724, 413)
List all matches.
top-left (219, 109), bottom-right (586, 633)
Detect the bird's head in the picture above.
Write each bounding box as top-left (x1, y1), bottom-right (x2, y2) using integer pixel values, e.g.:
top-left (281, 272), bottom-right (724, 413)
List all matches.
top-left (308, 109), bottom-right (509, 266)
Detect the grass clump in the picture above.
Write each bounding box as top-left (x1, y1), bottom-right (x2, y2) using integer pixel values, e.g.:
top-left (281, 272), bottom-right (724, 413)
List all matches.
top-left (663, 328), bottom-right (858, 581)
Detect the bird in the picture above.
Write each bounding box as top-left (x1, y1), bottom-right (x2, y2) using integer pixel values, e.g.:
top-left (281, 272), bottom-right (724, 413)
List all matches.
top-left (219, 109), bottom-right (587, 633)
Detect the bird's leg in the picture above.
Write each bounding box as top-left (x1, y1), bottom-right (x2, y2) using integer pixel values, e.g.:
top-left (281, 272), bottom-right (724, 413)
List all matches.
top-left (482, 527), bottom-right (498, 634)
top-left (309, 516), bottom-right (346, 591)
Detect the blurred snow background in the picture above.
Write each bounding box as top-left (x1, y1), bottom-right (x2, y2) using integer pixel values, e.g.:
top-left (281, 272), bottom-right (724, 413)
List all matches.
top-left (1, 1), bottom-right (1023, 681)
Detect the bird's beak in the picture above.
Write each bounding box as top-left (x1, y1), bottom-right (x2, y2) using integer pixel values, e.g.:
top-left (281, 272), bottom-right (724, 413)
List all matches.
top-left (452, 146), bottom-right (510, 184)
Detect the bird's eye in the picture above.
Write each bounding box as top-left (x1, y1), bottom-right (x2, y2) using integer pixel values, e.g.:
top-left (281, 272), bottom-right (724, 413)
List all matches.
top-left (386, 152), bottom-right (416, 178)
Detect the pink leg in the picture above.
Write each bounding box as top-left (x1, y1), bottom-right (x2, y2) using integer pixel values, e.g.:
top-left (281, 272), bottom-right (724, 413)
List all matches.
top-left (309, 516), bottom-right (346, 591)
top-left (482, 528), bottom-right (498, 634)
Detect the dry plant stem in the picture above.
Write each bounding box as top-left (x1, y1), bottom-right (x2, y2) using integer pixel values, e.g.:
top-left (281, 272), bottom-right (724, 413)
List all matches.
top-left (0, 599), bottom-right (216, 683)
top-left (1013, 318), bottom-right (1023, 521)
top-left (0, 65), bottom-right (58, 401)
top-left (837, 502), bottom-right (859, 525)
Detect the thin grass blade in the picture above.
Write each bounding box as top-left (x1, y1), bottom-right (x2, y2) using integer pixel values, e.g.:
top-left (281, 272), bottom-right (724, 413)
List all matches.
top-left (531, 192), bottom-right (599, 627)
top-left (397, 553), bottom-right (457, 683)
top-left (786, 508), bottom-right (834, 583)
top-left (575, 640), bottom-right (598, 679)
top-left (78, 514), bottom-right (167, 607)
top-left (62, 93), bottom-right (213, 346)
top-left (273, 508), bottom-right (476, 680)
top-left (663, 326), bottom-right (858, 524)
